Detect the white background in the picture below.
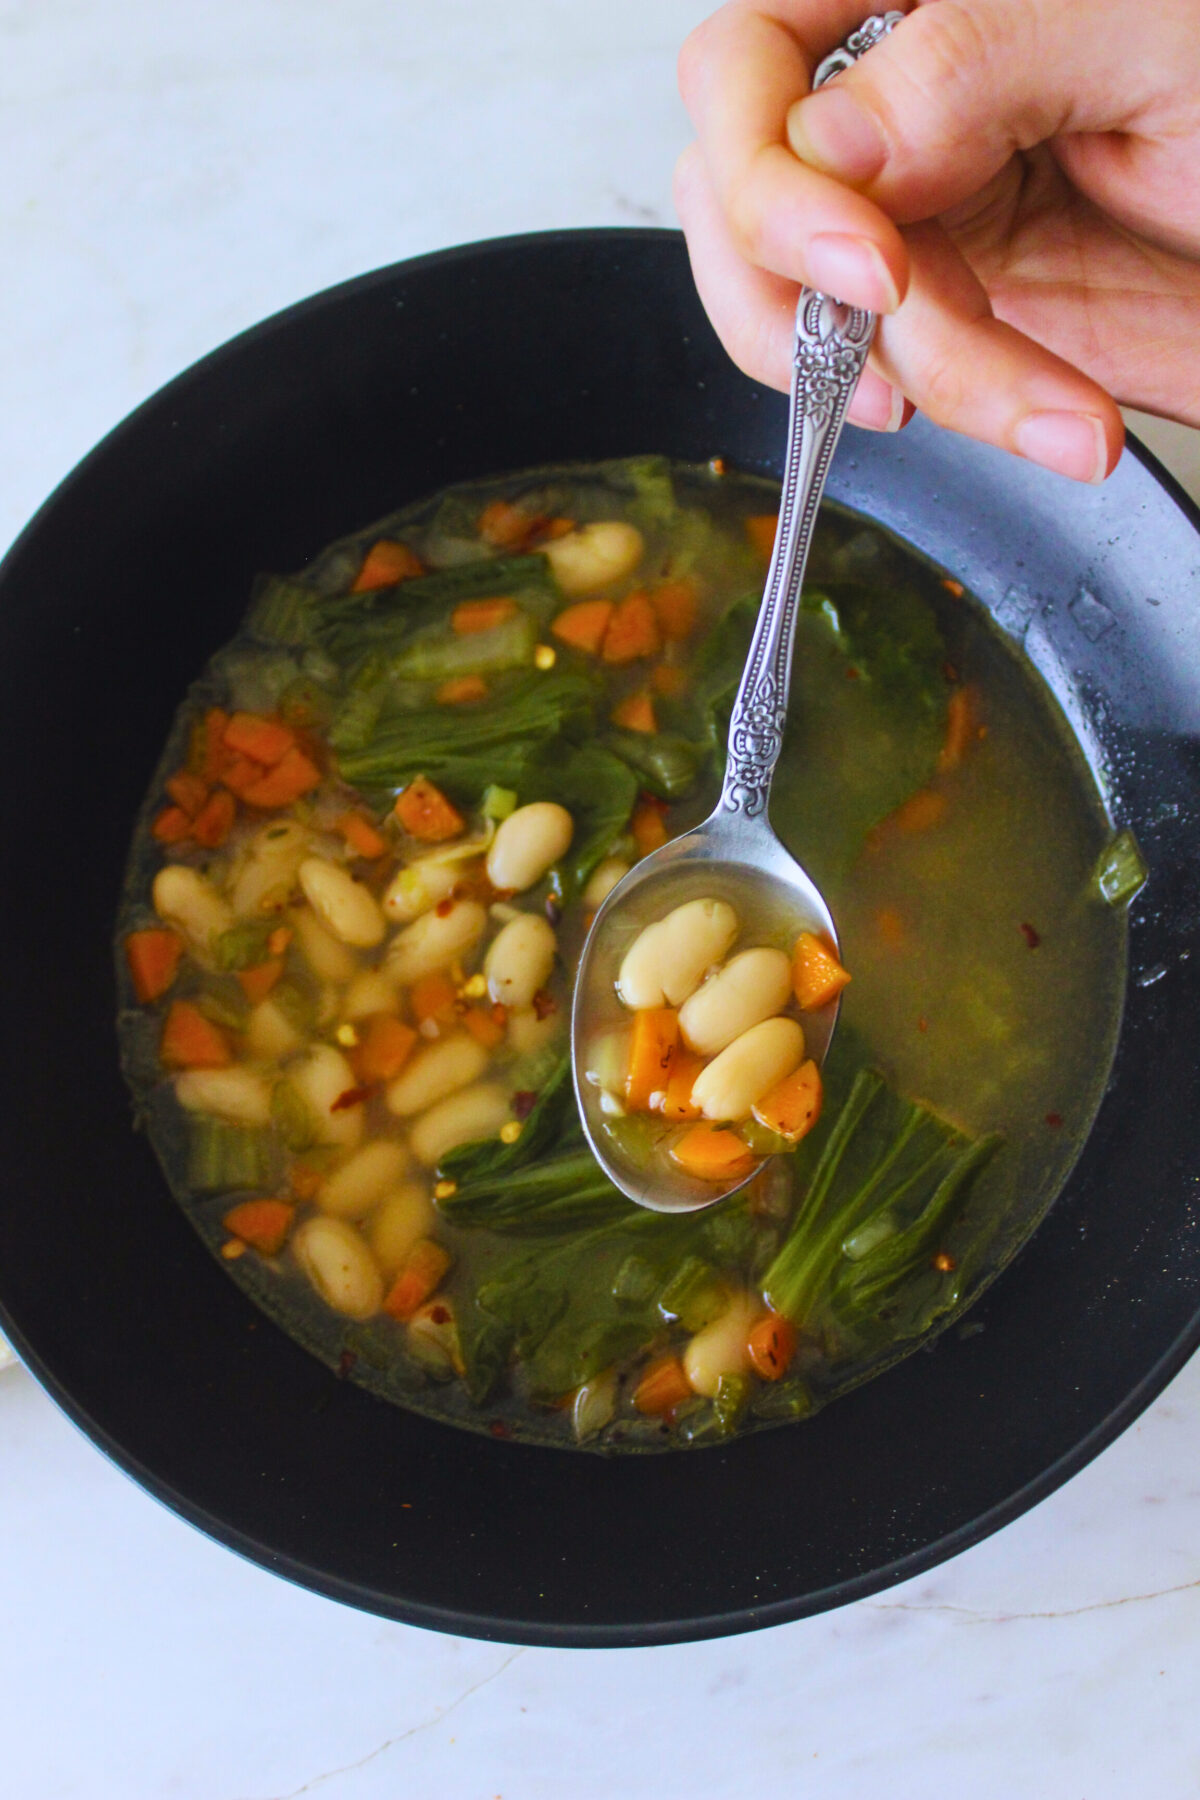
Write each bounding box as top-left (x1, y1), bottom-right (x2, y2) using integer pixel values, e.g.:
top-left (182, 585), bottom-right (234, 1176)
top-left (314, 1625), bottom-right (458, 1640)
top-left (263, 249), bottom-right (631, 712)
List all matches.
top-left (3, 3), bottom-right (1200, 1795)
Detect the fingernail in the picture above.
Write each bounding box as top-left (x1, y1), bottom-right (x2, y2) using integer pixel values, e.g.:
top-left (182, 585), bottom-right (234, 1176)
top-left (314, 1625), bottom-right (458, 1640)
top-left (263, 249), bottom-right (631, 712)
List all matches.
top-left (806, 233), bottom-right (900, 313)
top-left (788, 88), bottom-right (888, 183)
top-left (1015, 411), bottom-right (1107, 484)
top-left (848, 371), bottom-right (907, 431)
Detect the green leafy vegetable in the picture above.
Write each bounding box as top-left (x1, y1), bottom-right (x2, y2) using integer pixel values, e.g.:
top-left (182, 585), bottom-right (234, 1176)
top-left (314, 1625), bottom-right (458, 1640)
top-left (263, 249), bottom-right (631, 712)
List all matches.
top-left (187, 1120), bottom-right (276, 1193)
top-left (388, 610), bottom-right (537, 681)
top-left (522, 742), bottom-right (639, 903)
top-left (603, 728), bottom-right (705, 801)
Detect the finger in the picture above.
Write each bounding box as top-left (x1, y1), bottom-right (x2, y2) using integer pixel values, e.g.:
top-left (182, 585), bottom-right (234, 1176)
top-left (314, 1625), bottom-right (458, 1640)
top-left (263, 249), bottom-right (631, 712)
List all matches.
top-left (678, 2), bottom-right (910, 313)
top-left (785, 0), bottom-right (1166, 223)
top-left (674, 143), bottom-right (913, 432)
top-left (872, 220), bottom-right (1125, 481)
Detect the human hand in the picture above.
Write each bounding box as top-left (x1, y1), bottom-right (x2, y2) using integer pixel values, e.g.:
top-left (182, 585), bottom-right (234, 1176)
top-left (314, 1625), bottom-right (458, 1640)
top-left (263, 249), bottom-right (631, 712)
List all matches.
top-left (675, 0), bottom-right (1200, 482)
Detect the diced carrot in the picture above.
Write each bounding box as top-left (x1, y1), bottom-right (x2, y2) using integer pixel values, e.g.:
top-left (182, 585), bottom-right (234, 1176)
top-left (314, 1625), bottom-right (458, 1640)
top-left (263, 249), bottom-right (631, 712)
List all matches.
top-left (436, 675), bottom-right (489, 706)
top-left (410, 971), bottom-right (459, 1030)
top-left (125, 928), bottom-right (184, 1003)
top-left (897, 788), bottom-right (946, 834)
top-left (550, 599), bottom-right (613, 655)
top-left (222, 1198), bottom-right (294, 1257)
top-left (267, 925), bottom-right (293, 956)
top-left (335, 811), bottom-right (388, 859)
top-left (633, 1354), bottom-right (693, 1416)
top-left (151, 805), bottom-right (192, 845)
top-left (288, 1162), bottom-right (324, 1201)
top-left (651, 663), bottom-right (688, 699)
top-left (601, 591), bottom-right (660, 665)
top-left (631, 798), bottom-right (668, 856)
top-left (745, 514), bottom-right (779, 560)
top-left (626, 1007), bottom-right (679, 1112)
top-left (355, 1014), bottom-right (418, 1084)
top-left (942, 577), bottom-right (965, 598)
top-left (651, 577), bottom-right (699, 643)
top-left (462, 1005), bottom-right (506, 1050)
top-left (874, 907), bottom-right (906, 951)
top-left (938, 683), bottom-right (980, 772)
top-left (160, 1000), bottom-right (232, 1071)
top-left (753, 1059), bottom-right (823, 1142)
top-left (351, 538), bottom-right (423, 592)
top-left (191, 788), bottom-right (237, 849)
top-left (201, 708), bottom-right (233, 783)
top-left (220, 754), bottom-right (268, 799)
top-left (451, 597), bottom-right (518, 635)
top-left (671, 1125), bottom-right (757, 1183)
top-left (791, 933), bottom-right (851, 1011)
top-left (383, 1238), bottom-right (453, 1322)
top-left (223, 711), bottom-right (296, 767)
top-left (395, 776), bottom-right (464, 842)
top-left (611, 691), bottom-right (657, 734)
top-left (478, 499), bottom-right (532, 548)
top-left (241, 745), bottom-right (322, 808)
top-left (236, 958), bottom-right (284, 1004)
top-left (166, 770), bottom-right (210, 817)
top-left (661, 1048), bottom-right (705, 1123)
top-left (746, 1310), bottom-right (798, 1380)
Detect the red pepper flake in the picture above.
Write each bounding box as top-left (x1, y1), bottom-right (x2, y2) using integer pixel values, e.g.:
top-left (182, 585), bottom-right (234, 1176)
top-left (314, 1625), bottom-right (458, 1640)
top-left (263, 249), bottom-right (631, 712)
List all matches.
top-left (1045, 1111), bottom-right (1063, 1129)
top-left (532, 990), bottom-right (557, 1021)
top-left (932, 1251), bottom-right (957, 1273)
top-left (337, 1349), bottom-right (358, 1379)
top-left (545, 896), bottom-right (562, 926)
top-left (491, 1003), bottom-right (509, 1028)
top-left (917, 1015), bottom-right (929, 1033)
top-left (512, 1090), bottom-right (538, 1120)
top-left (435, 896), bottom-right (455, 918)
top-left (331, 1083), bottom-right (375, 1112)
top-left (943, 661), bottom-right (959, 683)
top-left (844, 665), bottom-right (861, 681)
top-left (1020, 922), bottom-right (1041, 949)
top-left (488, 1420), bottom-right (511, 1439)
top-left (429, 1304), bottom-right (450, 1325)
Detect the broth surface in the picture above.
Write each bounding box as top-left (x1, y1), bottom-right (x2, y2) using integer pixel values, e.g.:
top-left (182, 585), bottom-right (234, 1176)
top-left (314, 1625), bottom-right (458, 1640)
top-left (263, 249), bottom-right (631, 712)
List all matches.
top-left (116, 458), bottom-right (1127, 1450)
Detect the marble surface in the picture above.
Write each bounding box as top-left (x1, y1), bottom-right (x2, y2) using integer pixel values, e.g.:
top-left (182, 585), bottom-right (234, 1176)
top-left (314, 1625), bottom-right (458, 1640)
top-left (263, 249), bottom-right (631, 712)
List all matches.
top-left (4, 3), bottom-right (1200, 1795)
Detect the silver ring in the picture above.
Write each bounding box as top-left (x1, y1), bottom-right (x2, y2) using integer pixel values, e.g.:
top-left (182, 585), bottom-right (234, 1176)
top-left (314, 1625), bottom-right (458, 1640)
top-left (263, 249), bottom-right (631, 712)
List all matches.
top-left (812, 10), bottom-right (906, 88)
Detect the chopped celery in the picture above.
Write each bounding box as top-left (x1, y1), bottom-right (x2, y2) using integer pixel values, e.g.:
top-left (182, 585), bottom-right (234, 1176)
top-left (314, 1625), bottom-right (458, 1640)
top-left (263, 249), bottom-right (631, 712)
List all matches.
top-left (611, 1254), bottom-right (657, 1305)
top-left (186, 1119), bottom-right (275, 1193)
top-left (194, 985), bottom-right (249, 1031)
top-left (482, 784), bottom-right (518, 821)
top-left (740, 1119), bottom-right (794, 1157)
top-left (213, 919), bottom-right (274, 973)
top-left (1092, 828), bottom-right (1147, 906)
top-left (271, 1079), bottom-right (313, 1152)
top-left (245, 575), bottom-right (322, 646)
top-left (390, 610), bottom-right (537, 680)
top-left (714, 1372), bottom-right (751, 1435)
top-left (658, 1256), bottom-right (724, 1331)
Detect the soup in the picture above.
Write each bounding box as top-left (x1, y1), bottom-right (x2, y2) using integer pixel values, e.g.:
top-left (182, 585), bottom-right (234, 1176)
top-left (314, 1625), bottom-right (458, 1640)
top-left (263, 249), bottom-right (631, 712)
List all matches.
top-left (115, 456), bottom-right (1133, 1450)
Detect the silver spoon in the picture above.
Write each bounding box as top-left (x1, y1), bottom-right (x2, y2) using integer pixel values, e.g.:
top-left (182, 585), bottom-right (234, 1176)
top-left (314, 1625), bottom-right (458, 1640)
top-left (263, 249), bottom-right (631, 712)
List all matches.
top-left (572, 13), bottom-right (903, 1213)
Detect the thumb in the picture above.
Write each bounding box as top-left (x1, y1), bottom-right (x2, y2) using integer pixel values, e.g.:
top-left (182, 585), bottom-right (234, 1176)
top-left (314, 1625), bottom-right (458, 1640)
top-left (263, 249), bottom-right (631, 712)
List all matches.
top-left (785, 0), bottom-right (1144, 223)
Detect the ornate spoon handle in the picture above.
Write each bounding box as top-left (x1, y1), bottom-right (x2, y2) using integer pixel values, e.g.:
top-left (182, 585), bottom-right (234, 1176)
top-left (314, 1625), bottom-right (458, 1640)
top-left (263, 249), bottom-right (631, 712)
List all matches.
top-left (718, 10), bottom-right (903, 823)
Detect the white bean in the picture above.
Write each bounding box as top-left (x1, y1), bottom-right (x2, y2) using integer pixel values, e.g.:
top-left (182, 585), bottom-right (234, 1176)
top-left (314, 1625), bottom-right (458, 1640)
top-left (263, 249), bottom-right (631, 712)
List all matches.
top-left (484, 913), bottom-right (557, 1009)
top-left (244, 996), bottom-right (306, 1063)
top-left (289, 1043), bottom-right (364, 1146)
top-left (386, 1034), bottom-right (488, 1118)
top-left (691, 1017), bottom-right (805, 1122)
top-left (318, 1139), bottom-right (410, 1220)
top-left (297, 857), bottom-right (386, 948)
top-left (542, 520), bottom-right (644, 595)
top-left (382, 857), bottom-right (459, 924)
top-left (582, 856), bottom-right (630, 910)
top-left (406, 1297), bottom-right (464, 1375)
top-left (174, 1065), bottom-right (273, 1126)
top-left (341, 968), bottom-right (400, 1021)
top-left (293, 1217), bottom-right (383, 1320)
top-left (678, 947), bottom-right (793, 1057)
top-left (367, 1182), bottom-right (437, 1279)
top-left (385, 899), bottom-right (486, 985)
top-left (683, 1293), bottom-right (761, 1398)
top-left (486, 803), bottom-right (573, 894)
top-left (616, 898), bottom-right (738, 1010)
top-left (408, 1082), bottom-right (510, 1167)
top-left (229, 820), bottom-right (311, 918)
top-left (505, 1003), bottom-right (565, 1058)
top-left (152, 865), bottom-right (233, 963)
top-left (289, 905), bottom-right (359, 982)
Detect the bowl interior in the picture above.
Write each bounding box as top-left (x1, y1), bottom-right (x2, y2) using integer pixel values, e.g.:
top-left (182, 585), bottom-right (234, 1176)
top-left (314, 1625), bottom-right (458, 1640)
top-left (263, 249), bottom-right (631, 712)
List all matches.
top-left (2, 230), bottom-right (1200, 1646)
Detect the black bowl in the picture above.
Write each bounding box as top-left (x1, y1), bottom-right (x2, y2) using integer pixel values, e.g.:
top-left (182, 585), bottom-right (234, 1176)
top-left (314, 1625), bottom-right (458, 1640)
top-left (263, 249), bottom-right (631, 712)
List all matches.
top-left (2, 229), bottom-right (1199, 1647)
